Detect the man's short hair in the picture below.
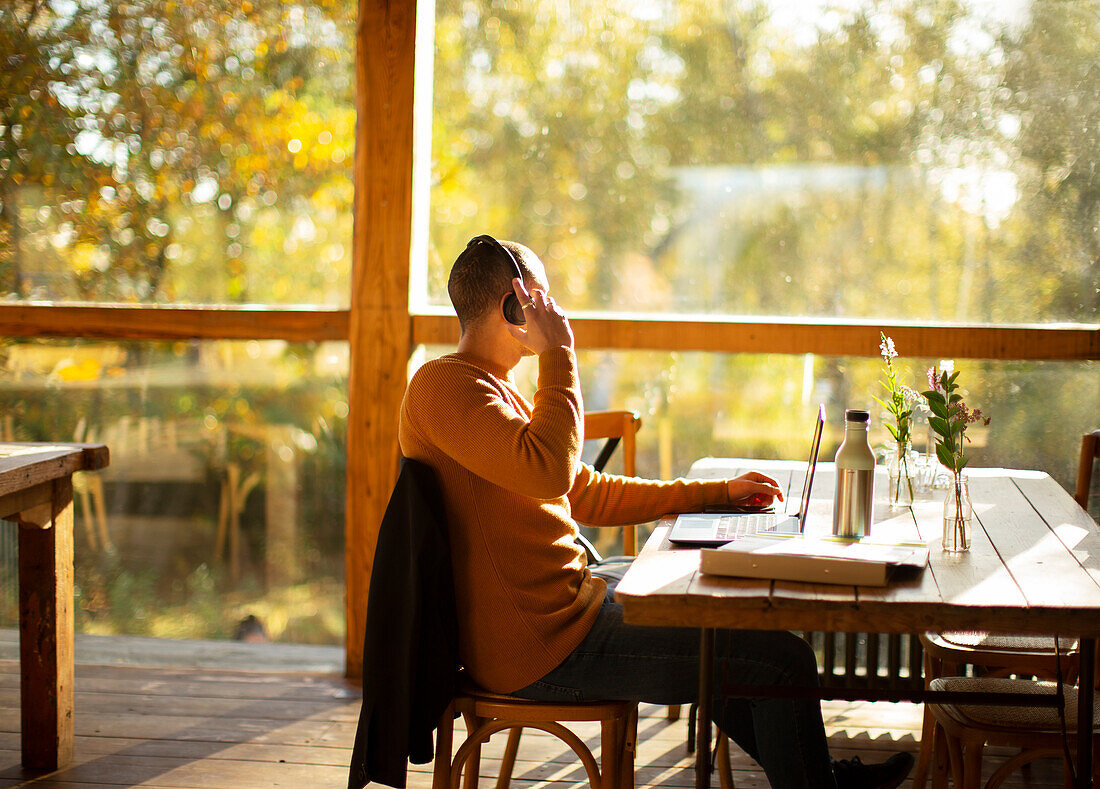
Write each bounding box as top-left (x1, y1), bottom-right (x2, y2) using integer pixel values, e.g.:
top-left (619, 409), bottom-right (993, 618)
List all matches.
top-left (448, 238), bottom-right (531, 331)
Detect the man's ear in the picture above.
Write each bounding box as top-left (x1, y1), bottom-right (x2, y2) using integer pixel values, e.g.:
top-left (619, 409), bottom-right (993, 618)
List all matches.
top-left (499, 289), bottom-right (527, 326)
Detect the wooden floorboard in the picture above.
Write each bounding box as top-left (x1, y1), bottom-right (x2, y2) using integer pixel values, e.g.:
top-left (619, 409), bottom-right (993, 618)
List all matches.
top-left (0, 658), bottom-right (1067, 788)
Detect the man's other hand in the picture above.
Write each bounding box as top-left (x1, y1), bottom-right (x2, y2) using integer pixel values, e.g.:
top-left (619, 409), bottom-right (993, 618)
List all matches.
top-left (726, 472), bottom-right (784, 508)
top-left (508, 277), bottom-right (574, 354)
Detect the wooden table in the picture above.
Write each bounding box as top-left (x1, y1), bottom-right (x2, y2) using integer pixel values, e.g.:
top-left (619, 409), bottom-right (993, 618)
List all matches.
top-left (615, 459), bottom-right (1100, 789)
top-left (1, 442), bottom-right (109, 770)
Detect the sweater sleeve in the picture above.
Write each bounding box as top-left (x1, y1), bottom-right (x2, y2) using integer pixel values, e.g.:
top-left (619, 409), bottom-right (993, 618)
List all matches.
top-left (405, 348), bottom-right (584, 500)
top-left (567, 463), bottom-right (730, 527)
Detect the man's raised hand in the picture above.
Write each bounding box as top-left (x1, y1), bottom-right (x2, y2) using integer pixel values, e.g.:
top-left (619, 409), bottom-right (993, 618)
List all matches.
top-left (508, 277), bottom-right (574, 354)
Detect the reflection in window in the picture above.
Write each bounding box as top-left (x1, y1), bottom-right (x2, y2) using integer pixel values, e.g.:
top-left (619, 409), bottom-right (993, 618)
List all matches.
top-left (1, 1), bottom-right (354, 305)
top-left (0, 339), bottom-right (349, 644)
top-left (427, 0), bottom-right (1097, 323)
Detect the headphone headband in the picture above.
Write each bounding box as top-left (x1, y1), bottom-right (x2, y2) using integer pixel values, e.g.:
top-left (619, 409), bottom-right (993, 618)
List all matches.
top-left (466, 234), bottom-right (526, 326)
top-left (468, 235), bottom-right (523, 280)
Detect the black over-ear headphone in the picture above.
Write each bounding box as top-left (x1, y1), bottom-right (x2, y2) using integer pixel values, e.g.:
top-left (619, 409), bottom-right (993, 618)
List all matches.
top-left (466, 234), bottom-right (527, 325)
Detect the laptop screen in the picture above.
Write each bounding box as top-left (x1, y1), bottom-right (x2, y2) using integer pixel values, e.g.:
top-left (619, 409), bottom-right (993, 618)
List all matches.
top-left (794, 405), bottom-right (827, 530)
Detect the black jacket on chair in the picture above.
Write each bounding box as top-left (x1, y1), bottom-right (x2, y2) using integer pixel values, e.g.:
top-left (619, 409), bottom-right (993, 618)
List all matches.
top-left (348, 458), bottom-right (459, 789)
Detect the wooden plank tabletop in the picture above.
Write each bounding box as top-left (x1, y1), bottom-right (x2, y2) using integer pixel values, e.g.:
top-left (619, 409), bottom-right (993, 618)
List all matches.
top-left (615, 459), bottom-right (1100, 638)
top-left (0, 443), bottom-right (109, 498)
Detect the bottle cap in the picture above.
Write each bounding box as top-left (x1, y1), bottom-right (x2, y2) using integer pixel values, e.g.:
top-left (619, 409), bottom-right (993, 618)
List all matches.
top-left (844, 409), bottom-right (870, 422)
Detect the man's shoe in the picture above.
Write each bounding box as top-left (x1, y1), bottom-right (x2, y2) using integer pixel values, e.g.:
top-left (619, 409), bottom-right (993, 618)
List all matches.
top-left (831, 752), bottom-right (915, 789)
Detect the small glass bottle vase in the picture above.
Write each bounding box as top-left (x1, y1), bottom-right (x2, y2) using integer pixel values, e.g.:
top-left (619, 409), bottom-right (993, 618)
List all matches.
top-left (887, 441), bottom-right (915, 510)
top-left (942, 474), bottom-right (973, 552)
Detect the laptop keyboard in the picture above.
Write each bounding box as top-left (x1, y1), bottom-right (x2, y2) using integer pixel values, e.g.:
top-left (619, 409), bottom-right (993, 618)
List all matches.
top-left (715, 514), bottom-right (772, 540)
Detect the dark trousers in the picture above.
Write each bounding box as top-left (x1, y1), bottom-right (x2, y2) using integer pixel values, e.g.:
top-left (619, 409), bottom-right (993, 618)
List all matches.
top-left (513, 560), bottom-right (835, 789)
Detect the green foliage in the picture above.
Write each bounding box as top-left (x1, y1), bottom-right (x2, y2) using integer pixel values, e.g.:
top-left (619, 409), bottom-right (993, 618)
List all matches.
top-left (1, 0), bottom-right (355, 304)
top-left (923, 367), bottom-right (985, 475)
top-left (426, 0), bottom-right (1098, 324)
top-left (4, 0), bottom-right (1096, 319)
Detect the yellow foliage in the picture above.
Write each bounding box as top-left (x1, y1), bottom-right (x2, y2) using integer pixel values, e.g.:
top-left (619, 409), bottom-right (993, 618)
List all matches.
top-left (71, 242), bottom-right (102, 273)
top-left (52, 358), bottom-right (103, 382)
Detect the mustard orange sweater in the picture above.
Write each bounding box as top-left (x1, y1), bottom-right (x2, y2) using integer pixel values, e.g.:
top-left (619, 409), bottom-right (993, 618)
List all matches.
top-left (399, 347), bottom-right (731, 693)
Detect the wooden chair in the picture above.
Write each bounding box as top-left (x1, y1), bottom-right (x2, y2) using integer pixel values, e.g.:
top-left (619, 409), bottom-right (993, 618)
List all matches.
top-left (71, 419), bottom-right (113, 553)
top-left (1075, 429), bottom-right (1100, 510)
top-left (461, 411), bottom-right (644, 789)
top-left (356, 456), bottom-right (636, 789)
top-left (912, 429), bottom-right (1100, 789)
top-left (441, 410), bottom-right (735, 789)
top-left (913, 633), bottom-right (1081, 789)
top-left (926, 676), bottom-right (1100, 789)
top-left (433, 681), bottom-right (637, 789)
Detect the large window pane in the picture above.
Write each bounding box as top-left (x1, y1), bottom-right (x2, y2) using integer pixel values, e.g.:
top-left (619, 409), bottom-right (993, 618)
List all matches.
top-left (426, 0), bottom-right (1098, 323)
top-left (0, 339), bottom-right (348, 644)
top-left (1, 2), bottom-right (354, 305)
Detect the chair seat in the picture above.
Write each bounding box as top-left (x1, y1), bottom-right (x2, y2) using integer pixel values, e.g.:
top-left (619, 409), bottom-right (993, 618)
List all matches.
top-left (458, 678), bottom-right (635, 721)
top-left (930, 676), bottom-right (1100, 733)
top-left (930, 631), bottom-right (1078, 654)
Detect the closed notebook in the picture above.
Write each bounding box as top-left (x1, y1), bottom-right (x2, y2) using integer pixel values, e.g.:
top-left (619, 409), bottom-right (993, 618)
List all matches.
top-left (699, 533), bottom-right (929, 586)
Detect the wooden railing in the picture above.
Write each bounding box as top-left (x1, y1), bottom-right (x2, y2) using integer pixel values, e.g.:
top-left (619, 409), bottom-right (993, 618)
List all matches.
top-left (0, 304), bottom-right (349, 341)
top-left (1, 303), bottom-right (1096, 361)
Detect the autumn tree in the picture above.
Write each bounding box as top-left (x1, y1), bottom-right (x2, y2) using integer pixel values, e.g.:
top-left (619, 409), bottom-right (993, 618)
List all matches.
top-left (2, 0), bottom-right (355, 304)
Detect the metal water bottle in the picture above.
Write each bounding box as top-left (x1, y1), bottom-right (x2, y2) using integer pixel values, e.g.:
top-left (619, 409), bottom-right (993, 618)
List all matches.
top-left (833, 409), bottom-right (875, 538)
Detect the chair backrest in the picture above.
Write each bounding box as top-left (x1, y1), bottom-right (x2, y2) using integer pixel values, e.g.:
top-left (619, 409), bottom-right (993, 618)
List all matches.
top-left (583, 410), bottom-right (642, 555)
top-left (1075, 429), bottom-right (1100, 510)
top-left (584, 410), bottom-right (642, 475)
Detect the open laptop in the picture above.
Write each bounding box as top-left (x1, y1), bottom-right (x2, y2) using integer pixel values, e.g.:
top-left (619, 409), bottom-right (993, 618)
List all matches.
top-left (667, 404), bottom-right (826, 546)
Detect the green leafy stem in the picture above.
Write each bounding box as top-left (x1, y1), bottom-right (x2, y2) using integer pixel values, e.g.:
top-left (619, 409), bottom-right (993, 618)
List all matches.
top-left (922, 368), bottom-right (969, 474)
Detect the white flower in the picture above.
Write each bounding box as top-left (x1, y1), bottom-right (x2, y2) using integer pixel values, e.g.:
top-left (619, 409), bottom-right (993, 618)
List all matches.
top-left (879, 335), bottom-right (897, 360)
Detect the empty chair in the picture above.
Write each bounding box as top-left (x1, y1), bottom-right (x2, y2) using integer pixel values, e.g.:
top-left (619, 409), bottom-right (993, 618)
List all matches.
top-left (927, 675), bottom-right (1099, 789)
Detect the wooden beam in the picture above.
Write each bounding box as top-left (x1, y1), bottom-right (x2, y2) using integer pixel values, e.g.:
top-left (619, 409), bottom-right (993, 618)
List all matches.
top-left (345, 0), bottom-right (417, 678)
top-left (1, 303), bottom-right (1093, 362)
top-left (0, 304), bottom-right (348, 341)
top-left (412, 312), bottom-right (1100, 361)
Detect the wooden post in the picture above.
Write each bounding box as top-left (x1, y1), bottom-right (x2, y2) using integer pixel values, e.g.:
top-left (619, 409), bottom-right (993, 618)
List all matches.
top-left (345, 0), bottom-right (418, 678)
top-left (16, 477), bottom-right (75, 770)
top-left (265, 426), bottom-right (300, 589)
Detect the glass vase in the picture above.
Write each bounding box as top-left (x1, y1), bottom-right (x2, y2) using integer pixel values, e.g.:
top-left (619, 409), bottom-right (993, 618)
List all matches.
top-left (942, 474), bottom-right (973, 552)
top-left (888, 441), bottom-right (915, 510)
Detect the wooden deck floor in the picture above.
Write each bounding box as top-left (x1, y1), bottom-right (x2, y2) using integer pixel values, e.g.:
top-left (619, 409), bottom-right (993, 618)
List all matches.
top-left (0, 653), bottom-right (1067, 789)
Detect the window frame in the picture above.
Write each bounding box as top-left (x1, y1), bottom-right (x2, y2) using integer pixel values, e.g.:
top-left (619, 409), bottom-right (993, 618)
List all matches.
top-left (1, 0), bottom-right (1096, 676)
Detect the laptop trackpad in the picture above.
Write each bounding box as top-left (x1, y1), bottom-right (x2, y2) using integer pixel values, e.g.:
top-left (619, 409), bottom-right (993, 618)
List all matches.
top-left (757, 515), bottom-right (802, 535)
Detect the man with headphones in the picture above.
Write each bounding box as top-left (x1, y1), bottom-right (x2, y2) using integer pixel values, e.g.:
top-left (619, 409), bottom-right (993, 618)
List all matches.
top-left (398, 236), bottom-right (913, 789)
